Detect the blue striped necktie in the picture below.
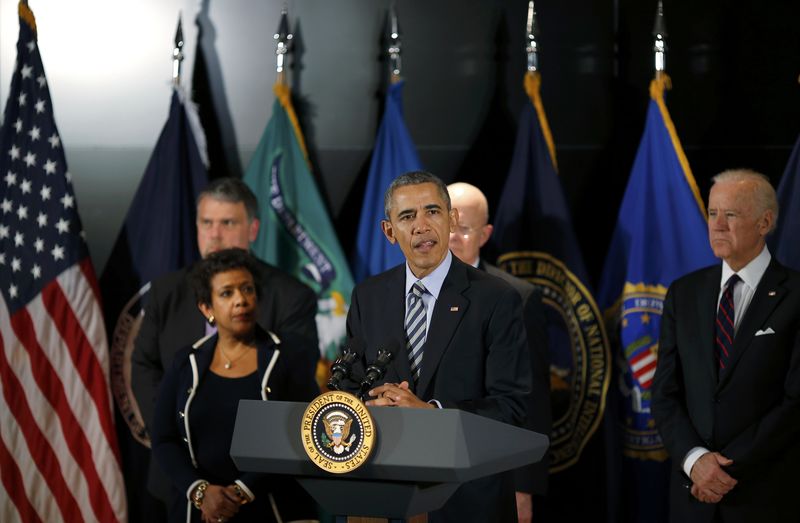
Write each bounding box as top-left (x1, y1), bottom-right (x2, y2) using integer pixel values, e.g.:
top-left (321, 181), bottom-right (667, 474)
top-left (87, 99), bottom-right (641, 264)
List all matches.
top-left (715, 274), bottom-right (740, 372)
top-left (406, 281), bottom-right (427, 383)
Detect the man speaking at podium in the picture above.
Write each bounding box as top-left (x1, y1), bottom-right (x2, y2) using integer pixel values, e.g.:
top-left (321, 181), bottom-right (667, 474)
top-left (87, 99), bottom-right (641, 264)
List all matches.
top-left (346, 171), bottom-right (532, 522)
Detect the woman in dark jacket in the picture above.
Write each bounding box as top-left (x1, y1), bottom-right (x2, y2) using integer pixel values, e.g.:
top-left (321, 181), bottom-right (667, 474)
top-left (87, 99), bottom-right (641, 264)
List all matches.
top-left (151, 248), bottom-right (319, 523)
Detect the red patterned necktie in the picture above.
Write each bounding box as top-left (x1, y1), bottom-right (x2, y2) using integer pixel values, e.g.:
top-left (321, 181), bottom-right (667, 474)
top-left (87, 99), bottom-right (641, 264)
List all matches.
top-left (715, 274), bottom-right (740, 371)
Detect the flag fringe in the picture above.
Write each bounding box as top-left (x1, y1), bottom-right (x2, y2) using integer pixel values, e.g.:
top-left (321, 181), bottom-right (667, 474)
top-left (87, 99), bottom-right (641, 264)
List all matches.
top-left (650, 74), bottom-right (707, 219)
top-left (524, 72), bottom-right (558, 172)
top-left (18, 2), bottom-right (36, 34)
top-left (273, 83), bottom-right (310, 164)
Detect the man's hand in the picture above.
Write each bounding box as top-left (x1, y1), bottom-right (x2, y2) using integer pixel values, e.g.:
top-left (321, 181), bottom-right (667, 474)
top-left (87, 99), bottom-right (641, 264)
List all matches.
top-left (689, 451), bottom-right (737, 504)
top-left (515, 491), bottom-right (532, 523)
top-left (366, 381), bottom-right (434, 409)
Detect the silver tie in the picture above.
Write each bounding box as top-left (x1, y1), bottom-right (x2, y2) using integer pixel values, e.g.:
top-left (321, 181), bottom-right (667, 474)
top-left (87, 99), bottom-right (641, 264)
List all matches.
top-left (405, 281), bottom-right (427, 383)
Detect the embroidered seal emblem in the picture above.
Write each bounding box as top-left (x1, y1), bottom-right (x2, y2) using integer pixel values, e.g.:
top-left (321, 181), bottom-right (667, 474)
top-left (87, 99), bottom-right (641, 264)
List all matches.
top-left (301, 391), bottom-right (375, 473)
top-left (498, 251), bottom-right (611, 472)
top-left (109, 283), bottom-right (151, 446)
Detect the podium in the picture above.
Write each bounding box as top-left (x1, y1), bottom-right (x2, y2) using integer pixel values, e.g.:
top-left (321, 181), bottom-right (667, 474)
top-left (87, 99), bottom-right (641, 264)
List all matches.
top-left (231, 400), bottom-right (548, 519)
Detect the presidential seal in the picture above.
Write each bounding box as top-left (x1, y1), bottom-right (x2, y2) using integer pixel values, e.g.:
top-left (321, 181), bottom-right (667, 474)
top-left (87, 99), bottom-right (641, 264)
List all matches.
top-left (498, 251), bottom-right (611, 472)
top-left (301, 391), bottom-right (375, 473)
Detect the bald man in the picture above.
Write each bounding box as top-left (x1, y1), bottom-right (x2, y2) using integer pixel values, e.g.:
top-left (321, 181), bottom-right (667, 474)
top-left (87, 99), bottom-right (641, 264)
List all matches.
top-left (448, 182), bottom-right (552, 523)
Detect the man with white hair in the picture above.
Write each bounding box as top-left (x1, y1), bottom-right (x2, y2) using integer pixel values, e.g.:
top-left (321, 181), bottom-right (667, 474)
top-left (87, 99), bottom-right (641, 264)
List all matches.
top-left (447, 182), bottom-right (552, 523)
top-left (652, 169), bottom-right (800, 522)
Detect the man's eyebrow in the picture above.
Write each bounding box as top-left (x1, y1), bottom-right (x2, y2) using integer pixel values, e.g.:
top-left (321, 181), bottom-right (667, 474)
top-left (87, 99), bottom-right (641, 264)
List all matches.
top-left (424, 203), bottom-right (443, 210)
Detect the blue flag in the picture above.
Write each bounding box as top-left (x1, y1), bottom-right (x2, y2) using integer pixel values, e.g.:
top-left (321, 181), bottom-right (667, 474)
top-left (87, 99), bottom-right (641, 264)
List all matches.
top-left (353, 80), bottom-right (422, 282)
top-left (597, 75), bottom-right (717, 523)
top-left (768, 134), bottom-right (800, 271)
top-left (100, 86), bottom-right (208, 523)
top-left (492, 72), bottom-right (611, 518)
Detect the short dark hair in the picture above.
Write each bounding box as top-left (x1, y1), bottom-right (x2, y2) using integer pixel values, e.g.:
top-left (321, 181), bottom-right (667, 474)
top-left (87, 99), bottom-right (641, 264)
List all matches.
top-left (383, 171), bottom-right (451, 218)
top-left (189, 248), bottom-right (262, 306)
top-left (197, 177), bottom-right (259, 221)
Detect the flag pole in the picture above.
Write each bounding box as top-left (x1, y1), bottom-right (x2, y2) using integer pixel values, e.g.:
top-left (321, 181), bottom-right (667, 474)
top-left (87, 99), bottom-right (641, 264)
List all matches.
top-left (172, 14), bottom-right (184, 86)
top-left (274, 6), bottom-right (292, 86)
top-left (523, 0), bottom-right (557, 170)
top-left (525, 0), bottom-right (539, 75)
top-left (388, 1), bottom-right (402, 85)
top-left (652, 0), bottom-right (667, 80)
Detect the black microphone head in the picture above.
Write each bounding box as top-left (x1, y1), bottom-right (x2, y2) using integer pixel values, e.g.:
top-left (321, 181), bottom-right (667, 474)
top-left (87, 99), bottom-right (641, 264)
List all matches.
top-left (360, 344), bottom-right (398, 391)
top-left (326, 338), bottom-right (365, 391)
top-left (375, 348), bottom-right (394, 366)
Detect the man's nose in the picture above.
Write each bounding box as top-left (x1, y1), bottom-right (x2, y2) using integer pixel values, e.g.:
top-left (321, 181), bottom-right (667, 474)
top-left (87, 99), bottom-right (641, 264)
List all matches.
top-left (413, 216), bottom-right (431, 232)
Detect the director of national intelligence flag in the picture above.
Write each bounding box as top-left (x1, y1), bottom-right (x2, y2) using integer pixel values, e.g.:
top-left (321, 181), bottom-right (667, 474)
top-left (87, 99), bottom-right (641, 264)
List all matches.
top-left (493, 73), bottom-right (611, 484)
top-left (597, 74), bottom-right (717, 522)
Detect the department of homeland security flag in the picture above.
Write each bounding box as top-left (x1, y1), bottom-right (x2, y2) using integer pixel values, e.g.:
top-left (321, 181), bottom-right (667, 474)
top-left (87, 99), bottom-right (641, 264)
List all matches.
top-left (597, 75), bottom-right (717, 522)
top-left (493, 71), bottom-right (611, 473)
top-left (769, 133), bottom-right (800, 272)
top-left (0, 3), bottom-right (126, 521)
top-left (244, 83), bottom-right (353, 362)
top-left (352, 80), bottom-right (422, 282)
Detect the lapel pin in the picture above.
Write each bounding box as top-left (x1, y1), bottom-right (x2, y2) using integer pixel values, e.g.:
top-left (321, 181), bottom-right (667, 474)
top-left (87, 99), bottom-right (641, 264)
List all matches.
top-left (768, 291), bottom-right (777, 296)
top-left (450, 306), bottom-right (459, 312)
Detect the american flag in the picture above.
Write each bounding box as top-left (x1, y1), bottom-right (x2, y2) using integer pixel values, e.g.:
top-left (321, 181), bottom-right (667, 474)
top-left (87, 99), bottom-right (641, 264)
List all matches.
top-left (0, 3), bottom-right (127, 522)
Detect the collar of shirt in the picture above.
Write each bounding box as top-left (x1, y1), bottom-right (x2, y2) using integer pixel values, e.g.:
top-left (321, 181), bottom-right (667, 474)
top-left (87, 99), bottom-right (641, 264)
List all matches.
top-left (471, 257), bottom-right (481, 269)
top-left (720, 245), bottom-right (771, 292)
top-left (719, 245), bottom-right (771, 333)
top-left (405, 250), bottom-right (452, 301)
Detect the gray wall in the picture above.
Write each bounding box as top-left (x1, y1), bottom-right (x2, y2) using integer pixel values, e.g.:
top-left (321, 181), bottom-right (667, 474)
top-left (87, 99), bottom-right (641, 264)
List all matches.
top-left (1, 0), bottom-right (406, 271)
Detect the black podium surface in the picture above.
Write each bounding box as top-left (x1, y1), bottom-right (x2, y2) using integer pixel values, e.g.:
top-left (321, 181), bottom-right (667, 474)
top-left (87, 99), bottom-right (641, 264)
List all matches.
top-left (231, 400), bottom-right (548, 518)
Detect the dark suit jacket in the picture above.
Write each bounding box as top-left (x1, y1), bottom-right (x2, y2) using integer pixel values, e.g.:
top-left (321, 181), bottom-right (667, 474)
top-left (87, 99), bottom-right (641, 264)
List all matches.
top-left (481, 261), bottom-right (552, 495)
top-left (346, 255), bottom-right (532, 522)
top-left (132, 258), bottom-right (319, 501)
top-left (132, 258), bottom-right (319, 434)
top-left (652, 259), bottom-right (800, 523)
top-left (151, 326), bottom-right (319, 523)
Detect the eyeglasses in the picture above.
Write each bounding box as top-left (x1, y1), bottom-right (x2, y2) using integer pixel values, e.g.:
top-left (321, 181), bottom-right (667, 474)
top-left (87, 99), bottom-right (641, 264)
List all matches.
top-left (451, 225), bottom-right (482, 239)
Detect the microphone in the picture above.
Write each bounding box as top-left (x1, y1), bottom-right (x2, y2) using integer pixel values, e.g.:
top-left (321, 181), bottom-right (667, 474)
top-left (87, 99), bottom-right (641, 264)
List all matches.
top-left (327, 339), bottom-right (364, 391)
top-left (359, 347), bottom-right (395, 394)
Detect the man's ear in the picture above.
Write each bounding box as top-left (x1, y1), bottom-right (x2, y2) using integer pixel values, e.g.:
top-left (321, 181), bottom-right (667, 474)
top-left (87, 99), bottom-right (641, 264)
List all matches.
top-left (381, 219), bottom-right (397, 244)
top-left (479, 224), bottom-right (494, 249)
top-left (248, 218), bottom-right (260, 243)
top-left (449, 208), bottom-right (459, 233)
top-left (759, 210), bottom-right (774, 237)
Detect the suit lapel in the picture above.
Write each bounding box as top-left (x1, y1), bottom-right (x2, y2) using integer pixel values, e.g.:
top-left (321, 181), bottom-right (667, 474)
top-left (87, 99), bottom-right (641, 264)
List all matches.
top-left (386, 268), bottom-right (414, 385)
top-left (718, 261), bottom-right (787, 389)
top-left (698, 266), bottom-right (722, 383)
top-left (416, 259), bottom-right (469, 398)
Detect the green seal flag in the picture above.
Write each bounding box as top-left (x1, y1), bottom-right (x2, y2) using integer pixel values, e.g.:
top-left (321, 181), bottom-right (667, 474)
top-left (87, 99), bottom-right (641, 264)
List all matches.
top-left (244, 82), bottom-right (354, 364)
